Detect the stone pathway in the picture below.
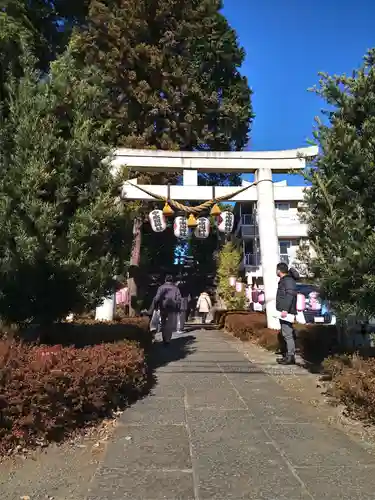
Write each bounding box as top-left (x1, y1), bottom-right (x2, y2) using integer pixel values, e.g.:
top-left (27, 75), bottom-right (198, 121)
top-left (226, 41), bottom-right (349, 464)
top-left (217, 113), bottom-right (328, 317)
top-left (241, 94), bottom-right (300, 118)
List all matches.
top-left (86, 328), bottom-right (375, 500)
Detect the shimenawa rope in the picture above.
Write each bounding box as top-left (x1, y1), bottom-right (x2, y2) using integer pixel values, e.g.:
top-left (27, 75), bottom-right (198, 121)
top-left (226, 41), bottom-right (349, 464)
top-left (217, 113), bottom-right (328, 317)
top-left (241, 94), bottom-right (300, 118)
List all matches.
top-left (125, 179), bottom-right (268, 214)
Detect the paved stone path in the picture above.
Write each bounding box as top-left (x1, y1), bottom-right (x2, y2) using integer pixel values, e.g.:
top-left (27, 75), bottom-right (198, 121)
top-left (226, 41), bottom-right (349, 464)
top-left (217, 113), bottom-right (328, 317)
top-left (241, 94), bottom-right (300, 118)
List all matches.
top-left (87, 328), bottom-right (375, 500)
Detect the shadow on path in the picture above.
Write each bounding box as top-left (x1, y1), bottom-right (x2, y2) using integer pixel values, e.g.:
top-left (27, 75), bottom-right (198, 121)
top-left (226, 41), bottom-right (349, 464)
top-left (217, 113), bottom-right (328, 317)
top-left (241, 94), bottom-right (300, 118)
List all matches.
top-left (148, 334), bottom-right (197, 371)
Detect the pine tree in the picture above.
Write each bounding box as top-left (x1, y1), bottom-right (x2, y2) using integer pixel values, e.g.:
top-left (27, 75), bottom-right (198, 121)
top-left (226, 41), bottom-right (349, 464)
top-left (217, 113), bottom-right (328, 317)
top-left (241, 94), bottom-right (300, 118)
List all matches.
top-left (0, 51), bottom-right (133, 325)
top-left (303, 49), bottom-right (375, 317)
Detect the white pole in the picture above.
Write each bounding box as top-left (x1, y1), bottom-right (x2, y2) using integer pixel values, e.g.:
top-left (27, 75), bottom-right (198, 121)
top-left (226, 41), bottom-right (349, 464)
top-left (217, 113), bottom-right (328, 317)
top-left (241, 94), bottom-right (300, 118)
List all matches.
top-left (256, 168), bottom-right (280, 330)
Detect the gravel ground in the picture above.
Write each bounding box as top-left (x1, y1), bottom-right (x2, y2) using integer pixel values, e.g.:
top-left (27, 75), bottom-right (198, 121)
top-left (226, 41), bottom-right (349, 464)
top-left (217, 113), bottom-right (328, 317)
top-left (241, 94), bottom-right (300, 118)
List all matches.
top-left (0, 418), bottom-right (118, 500)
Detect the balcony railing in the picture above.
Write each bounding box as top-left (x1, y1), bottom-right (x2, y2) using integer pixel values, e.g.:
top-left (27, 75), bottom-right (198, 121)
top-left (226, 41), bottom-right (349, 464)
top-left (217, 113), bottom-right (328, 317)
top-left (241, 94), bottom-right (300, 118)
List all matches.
top-left (241, 214), bottom-right (256, 225)
top-left (241, 213), bottom-right (302, 225)
top-left (244, 253), bottom-right (261, 267)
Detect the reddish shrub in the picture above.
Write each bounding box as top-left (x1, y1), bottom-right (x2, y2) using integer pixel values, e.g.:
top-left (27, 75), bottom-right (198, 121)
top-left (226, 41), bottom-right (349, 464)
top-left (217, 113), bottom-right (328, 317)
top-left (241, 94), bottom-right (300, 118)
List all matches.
top-left (224, 312), bottom-right (277, 349)
top-left (257, 329), bottom-right (280, 350)
top-left (295, 324), bottom-right (339, 365)
top-left (25, 317), bottom-right (152, 350)
top-left (323, 354), bottom-right (375, 424)
top-left (0, 338), bottom-right (148, 454)
top-left (215, 309), bottom-right (253, 328)
top-left (225, 313), bottom-right (340, 361)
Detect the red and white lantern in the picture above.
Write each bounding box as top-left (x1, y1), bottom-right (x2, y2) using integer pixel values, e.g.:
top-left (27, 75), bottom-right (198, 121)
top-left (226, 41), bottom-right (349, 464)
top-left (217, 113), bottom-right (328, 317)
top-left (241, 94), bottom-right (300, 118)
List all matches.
top-left (149, 210), bottom-right (167, 233)
top-left (194, 217), bottom-right (210, 239)
top-left (235, 281), bottom-right (243, 293)
top-left (296, 293), bottom-right (306, 312)
top-left (217, 211), bottom-right (234, 234)
top-left (229, 276), bottom-right (236, 287)
top-left (173, 216), bottom-right (189, 240)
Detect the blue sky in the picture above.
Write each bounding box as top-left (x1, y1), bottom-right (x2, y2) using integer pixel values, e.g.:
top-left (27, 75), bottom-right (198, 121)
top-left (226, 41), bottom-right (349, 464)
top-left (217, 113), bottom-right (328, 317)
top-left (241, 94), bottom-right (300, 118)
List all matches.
top-left (222, 0), bottom-right (375, 185)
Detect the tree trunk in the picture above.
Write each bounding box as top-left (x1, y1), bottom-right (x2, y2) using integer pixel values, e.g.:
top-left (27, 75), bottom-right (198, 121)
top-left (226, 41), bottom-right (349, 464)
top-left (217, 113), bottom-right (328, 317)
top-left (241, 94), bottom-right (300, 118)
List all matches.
top-left (128, 217), bottom-right (142, 317)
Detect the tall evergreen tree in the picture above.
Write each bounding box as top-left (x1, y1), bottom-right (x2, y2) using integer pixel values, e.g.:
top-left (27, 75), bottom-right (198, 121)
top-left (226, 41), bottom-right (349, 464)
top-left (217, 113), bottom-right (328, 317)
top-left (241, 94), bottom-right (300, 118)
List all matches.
top-left (1, 0), bottom-right (90, 111)
top-left (72, 0), bottom-right (253, 155)
top-left (71, 0), bottom-right (253, 299)
top-left (0, 51), bottom-right (133, 325)
top-left (1, 0), bottom-right (89, 70)
top-left (303, 49), bottom-right (375, 317)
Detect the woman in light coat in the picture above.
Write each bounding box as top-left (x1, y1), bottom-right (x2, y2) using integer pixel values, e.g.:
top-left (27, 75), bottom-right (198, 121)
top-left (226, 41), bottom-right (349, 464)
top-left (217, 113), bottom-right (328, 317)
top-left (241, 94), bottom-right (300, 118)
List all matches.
top-left (196, 292), bottom-right (212, 324)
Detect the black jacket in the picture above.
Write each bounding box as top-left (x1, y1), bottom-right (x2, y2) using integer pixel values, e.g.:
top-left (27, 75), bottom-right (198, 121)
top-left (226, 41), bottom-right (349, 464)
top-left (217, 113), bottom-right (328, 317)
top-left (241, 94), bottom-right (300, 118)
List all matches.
top-left (276, 275), bottom-right (297, 314)
top-left (154, 282), bottom-right (182, 312)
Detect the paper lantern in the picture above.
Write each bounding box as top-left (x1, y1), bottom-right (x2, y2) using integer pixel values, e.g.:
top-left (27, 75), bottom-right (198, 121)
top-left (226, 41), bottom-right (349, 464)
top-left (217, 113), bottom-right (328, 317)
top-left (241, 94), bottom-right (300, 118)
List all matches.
top-left (173, 216), bottom-right (189, 239)
top-left (149, 210), bottom-right (167, 233)
top-left (296, 293), bottom-right (306, 312)
top-left (235, 281), bottom-right (243, 292)
top-left (229, 276), bottom-right (236, 286)
top-left (258, 292), bottom-right (265, 304)
top-left (217, 211), bottom-right (234, 233)
top-left (252, 290), bottom-right (259, 303)
top-left (194, 217), bottom-right (210, 239)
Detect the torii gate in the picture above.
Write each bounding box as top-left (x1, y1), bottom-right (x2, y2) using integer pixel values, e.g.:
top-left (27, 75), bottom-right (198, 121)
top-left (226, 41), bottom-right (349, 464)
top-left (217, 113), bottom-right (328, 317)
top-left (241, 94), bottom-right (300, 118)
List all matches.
top-left (98, 146), bottom-right (318, 329)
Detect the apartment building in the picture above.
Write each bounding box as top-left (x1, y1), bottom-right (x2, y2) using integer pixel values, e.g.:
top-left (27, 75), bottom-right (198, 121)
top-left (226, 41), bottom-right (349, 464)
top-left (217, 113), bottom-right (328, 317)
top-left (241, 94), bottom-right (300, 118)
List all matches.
top-left (235, 180), bottom-right (312, 285)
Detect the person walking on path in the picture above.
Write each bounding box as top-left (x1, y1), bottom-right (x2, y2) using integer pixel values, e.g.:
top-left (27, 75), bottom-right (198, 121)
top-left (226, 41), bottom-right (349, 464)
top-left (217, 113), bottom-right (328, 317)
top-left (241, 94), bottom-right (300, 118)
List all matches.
top-left (196, 291), bottom-right (212, 324)
top-left (153, 275), bottom-right (181, 345)
top-left (275, 263), bottom-right (298, 365)
top-left (177, 282), bottom-right (190, 333)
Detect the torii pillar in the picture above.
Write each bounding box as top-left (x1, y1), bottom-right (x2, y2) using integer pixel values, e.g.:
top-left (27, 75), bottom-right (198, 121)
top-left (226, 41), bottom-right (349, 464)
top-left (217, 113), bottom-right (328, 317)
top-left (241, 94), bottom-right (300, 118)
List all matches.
top-left (255, 168), bottom-right (280, 329)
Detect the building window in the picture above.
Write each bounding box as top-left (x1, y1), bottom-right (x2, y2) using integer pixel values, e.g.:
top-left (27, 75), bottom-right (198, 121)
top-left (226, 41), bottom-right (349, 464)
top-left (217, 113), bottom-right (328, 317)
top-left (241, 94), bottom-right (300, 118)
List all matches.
top-left (244, 241), bottom-right (254, 254)
top-left (279, 240), bottom-right (291, 265)
top-left (275, 202), bottom-right (290, 211)
top-left (241, 214), bottom-right (255, 225)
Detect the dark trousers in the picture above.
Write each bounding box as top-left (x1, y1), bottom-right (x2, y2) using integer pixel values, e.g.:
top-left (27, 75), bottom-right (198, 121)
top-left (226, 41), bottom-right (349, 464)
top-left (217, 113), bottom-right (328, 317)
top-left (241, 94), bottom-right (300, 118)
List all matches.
top-left (280, 320), bottom-right (296, 357)
top-left (160, 310), bottom-right (178, 343)
top-left (200, 312), bottom-right (208, 324)
top-left (278, 329), bottom-right (297, 355)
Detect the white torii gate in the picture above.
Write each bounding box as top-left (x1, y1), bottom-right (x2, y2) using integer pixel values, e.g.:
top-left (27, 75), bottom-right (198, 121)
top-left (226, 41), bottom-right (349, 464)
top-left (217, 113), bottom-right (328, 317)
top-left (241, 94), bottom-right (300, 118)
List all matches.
top-left (96, 146), bottom-right (318, 329)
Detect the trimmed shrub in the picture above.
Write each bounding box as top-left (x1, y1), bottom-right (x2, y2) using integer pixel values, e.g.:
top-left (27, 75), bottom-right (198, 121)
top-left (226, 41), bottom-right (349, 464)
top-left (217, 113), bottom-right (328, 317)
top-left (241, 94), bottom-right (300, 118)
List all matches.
top-left (65, 317), bottom-right (152, 349)
top-left (0, 338), bottom-right (148, 454)
top-left (15, 317), bottom-right (152, 350)
top-left (295, 324), bottom-right (339, 365)
top-left (224, 312), bottom-right (339, 361)
top-left (224, 312), bottom-right (279, 350)
top-left (323, 354), bottom-right (375, 424)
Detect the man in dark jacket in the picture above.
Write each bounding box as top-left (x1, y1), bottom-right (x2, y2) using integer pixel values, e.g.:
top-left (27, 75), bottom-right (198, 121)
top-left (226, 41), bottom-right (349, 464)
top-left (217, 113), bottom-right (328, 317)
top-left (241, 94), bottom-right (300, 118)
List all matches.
top-left (276, 262), bottom-right (298, 365)
top-left (153, 275), bottom-right (181, 345)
